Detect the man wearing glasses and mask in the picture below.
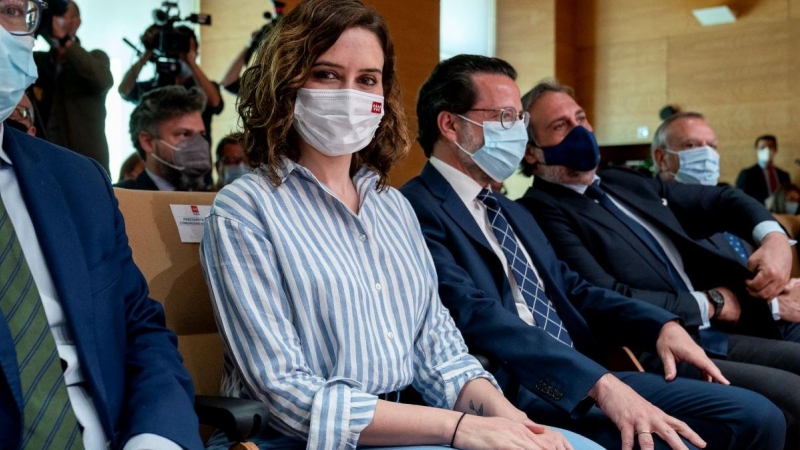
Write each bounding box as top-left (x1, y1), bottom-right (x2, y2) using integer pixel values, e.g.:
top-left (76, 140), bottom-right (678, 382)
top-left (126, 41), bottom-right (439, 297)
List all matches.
top-left (401, 54), bottom-right (785, 450)
top-left (0, 1), bottom-right (202, 448)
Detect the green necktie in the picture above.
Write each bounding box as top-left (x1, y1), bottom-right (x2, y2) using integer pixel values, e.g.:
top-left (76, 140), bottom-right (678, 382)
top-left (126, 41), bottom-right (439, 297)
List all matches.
top-left (0, 196), bottom-right (82, 449)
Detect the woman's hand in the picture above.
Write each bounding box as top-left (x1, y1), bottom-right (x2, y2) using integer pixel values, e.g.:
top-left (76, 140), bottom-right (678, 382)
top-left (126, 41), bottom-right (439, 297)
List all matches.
top-left (453, 414), bottom-right (573, 450)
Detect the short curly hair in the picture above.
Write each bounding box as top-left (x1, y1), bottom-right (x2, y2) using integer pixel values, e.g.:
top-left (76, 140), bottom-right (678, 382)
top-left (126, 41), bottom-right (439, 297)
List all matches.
top-left (237, 0), bottom-right (409, 189)
top-left (129, 85), bottom-right (206, 159)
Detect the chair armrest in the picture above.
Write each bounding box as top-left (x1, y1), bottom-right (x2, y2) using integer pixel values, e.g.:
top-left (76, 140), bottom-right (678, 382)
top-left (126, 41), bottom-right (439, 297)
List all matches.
top-left (472, 353), bottom-right (497, 372)
top-left (607, 346), bottom-right (644, 372)
top-left (194, 395), bottom-right (270, 442)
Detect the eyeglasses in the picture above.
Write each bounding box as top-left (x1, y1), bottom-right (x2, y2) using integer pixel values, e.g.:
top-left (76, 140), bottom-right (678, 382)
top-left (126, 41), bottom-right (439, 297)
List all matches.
top-left (467, 107), bottom-right (530, 130)
top-left (0, 0), bottom-right (48, 36)
top-left (12, 105), bottom-right (32, 121)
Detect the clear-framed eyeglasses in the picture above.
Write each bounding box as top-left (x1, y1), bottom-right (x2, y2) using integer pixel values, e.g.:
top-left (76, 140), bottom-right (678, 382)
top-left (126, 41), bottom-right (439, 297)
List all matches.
top-left (0, 0), bottom-right (48, 36)
top-left (467, 107), bottom-right (530, 130)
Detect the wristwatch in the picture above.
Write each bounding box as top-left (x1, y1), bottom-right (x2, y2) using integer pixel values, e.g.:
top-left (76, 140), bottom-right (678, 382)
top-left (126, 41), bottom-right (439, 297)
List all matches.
top-left (707, 289), bottom-right (725, 320)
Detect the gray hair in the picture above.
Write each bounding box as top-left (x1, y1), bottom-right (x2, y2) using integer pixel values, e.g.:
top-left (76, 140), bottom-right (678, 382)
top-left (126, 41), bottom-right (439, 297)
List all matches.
top-left (129, 85), bottom-right (207, 159)
top-left (650, 111), bottom-right (706, 174)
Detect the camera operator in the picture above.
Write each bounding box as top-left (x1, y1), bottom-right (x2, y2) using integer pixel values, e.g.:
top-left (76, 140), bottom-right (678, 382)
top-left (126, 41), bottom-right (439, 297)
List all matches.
top-left (220, 2), bottom-right (284, 95)
top-left (118, 24), bottom-right (223, 146)
top-left (32, 0), bottom-right (113, 173)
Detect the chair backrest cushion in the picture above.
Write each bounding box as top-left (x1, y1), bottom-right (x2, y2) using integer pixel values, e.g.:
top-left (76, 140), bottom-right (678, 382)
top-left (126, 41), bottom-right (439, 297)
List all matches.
top-left (114, 188), bottom-right (224, 396)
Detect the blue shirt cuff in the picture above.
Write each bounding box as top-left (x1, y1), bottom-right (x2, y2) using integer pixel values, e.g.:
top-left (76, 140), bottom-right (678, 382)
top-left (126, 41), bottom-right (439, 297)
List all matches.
top-left (753, 221), bottom-right (786, 245)
top-left (691, 291), bottom-right (711, 329)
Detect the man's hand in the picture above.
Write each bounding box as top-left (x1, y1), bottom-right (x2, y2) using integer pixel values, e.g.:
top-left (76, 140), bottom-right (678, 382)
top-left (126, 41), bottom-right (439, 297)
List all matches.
top-left (778, 278), bottom-right (800, 322)
top-left (655, 321), bottom-right (729, 384)
top-left (707, 287), bottom-right (741, 323)
top-left (589, 374), bottom-right (706, 450)
top-left (747, 232), bottom-right (792, 299)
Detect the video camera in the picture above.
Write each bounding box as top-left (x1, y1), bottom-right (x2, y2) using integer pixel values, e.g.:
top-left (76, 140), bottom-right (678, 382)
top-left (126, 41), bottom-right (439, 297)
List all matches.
top-left (245, 1), bottom-right (285, 64)
top-left (35, 0), bottom-right (71, 37)
top-left (124, 2), bottom-right (212, 87)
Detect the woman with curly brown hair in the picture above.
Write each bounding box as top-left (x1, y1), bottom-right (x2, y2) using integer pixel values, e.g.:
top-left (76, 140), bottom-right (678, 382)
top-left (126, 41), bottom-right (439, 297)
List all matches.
top-left (200, 1), bottom-right (601, 449)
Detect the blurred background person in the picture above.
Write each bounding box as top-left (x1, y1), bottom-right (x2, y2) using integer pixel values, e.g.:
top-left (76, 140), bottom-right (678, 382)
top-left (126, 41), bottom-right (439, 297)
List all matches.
top-left (116, 85), bottom-right (212, 191)
top-left (219, 2), bottom-right (285, 95)
top-left (736, 134), bottom-right (791, 205)
top-left (213, 132), bottom-right (249, 190)
top-left (769, 183), bottom-right (800, 215)
top-left (32, 0), bottom-right (113, 173)
top-left (118, 24), bottom-right (223, 146)
top-left (118, 151), bottom-right (145, 182)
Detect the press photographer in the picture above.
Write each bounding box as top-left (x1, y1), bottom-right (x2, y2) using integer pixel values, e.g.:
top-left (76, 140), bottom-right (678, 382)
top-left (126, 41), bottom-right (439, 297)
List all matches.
top-left (32, 0), bottom-right (114, 173)
top-left (220, 1), bottom-right (285, 95)
top-left (118, 1), bottom-right (222, 146)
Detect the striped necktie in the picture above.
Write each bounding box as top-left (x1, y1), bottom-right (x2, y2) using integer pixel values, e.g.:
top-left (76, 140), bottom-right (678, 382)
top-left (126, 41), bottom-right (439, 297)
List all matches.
top-left (0, 196), bottom-right (82, 449)
top-left (478, 189), bottom-right (573, 346)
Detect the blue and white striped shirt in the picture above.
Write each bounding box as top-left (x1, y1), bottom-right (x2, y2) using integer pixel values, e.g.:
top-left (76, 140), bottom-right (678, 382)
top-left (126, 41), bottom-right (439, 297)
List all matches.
top-left (200, 158), bottom-right (493, 450)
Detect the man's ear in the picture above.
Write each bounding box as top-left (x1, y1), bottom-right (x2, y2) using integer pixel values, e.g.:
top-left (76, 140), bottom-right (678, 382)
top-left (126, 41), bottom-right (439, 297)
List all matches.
top-left (139, 132), bottom-right (156, 155)
top-left (653, 147), bottom-right (667, 170)
top-left (524, 142), bottom-right (540, 165)
top-left (437, 110), bottom-right (461, 144)
top-left (27, 125), bottom-right (37, 137)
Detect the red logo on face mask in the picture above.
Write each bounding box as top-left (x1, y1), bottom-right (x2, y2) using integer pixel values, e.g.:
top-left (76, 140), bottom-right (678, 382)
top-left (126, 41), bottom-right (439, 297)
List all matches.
top-left (191, 205), bottom-right (200, 215)
top-left (371, 102), bottom-right (382, 114)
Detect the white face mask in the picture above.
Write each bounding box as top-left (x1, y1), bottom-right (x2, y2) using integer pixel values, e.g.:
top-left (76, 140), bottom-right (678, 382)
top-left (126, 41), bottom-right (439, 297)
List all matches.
top-left (666, 146), bottom-right (720, 186)
top-left (0, 27), bottom-right (37, 123)
top-left (293, 88), bottom-right (385, 156)
top-left (757, 147), bottom-right (771, 168)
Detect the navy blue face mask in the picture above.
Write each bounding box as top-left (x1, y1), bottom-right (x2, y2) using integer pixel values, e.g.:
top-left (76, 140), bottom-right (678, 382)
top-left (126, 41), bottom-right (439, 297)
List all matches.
top-left (539, 125), bottom-right (600, 171)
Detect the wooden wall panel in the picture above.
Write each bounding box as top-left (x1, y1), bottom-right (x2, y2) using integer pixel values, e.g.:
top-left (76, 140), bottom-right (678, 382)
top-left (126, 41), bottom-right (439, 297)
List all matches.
top-left (576, 0), bottom-right (788, 48)
top-left (496, 0), bottom-right (555, 93)
top-left (554, 0), bottom-right (578, 90)
top-left (576, 39), bottom-right (667, 145)
top-left (792, 0), bottom-right (800, 19)
top-left (199, 0), bottom-right (438, 187)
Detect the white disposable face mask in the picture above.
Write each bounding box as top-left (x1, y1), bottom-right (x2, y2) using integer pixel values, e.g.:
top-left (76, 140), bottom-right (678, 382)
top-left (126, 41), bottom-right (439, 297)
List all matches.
top-left (757, 147), bottom-right (771, 168)
top-left (0, 28), bottom-right (37, 123)
top-left (293, 88), bottom-right (385, 156)
top-left (666, 146), bottom-right (720, 186)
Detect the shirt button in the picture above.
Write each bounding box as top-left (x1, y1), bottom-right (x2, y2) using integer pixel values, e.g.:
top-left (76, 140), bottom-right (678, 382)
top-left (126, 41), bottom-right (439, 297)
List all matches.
top-left (387, 332), bottom-right (394, 340)
top-left (359, 234), bottom-right (367, 242)
top-left (375, 283), bottom-right (382, 291)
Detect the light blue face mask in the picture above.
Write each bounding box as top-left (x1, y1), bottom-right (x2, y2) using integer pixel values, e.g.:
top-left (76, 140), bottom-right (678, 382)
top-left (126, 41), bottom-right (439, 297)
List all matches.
top-left (0, 28), bottom-right (38, 123)
top-left (666, 146), bottom-right (720, 186)
top-left (454, 117), bottom-right (529, 182)
top-left (785, 201), bottom-right (799, 215)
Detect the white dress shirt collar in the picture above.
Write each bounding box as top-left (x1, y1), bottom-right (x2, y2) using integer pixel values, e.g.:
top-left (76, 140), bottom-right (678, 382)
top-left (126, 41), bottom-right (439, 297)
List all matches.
top-left (429, 156), bottom-right (487, 203)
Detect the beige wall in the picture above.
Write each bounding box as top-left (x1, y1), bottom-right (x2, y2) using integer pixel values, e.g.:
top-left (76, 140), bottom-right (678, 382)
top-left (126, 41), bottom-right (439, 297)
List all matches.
top-left (199, 0), bottom-right (439, 187)
top-left (573, 0), bottom-right (800, 184)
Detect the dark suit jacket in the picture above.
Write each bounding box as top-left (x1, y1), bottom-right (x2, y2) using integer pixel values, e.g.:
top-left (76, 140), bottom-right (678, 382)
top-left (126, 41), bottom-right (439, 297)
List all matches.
top-left (400, 163), bottom-right (678, 415)
top-left (736, 163), bottom-right (790, 204)
top-left (518, 167), bottom-right (778, 339)
top-left (114, 170), bottom-right (159, 191)
top-left (33, 44), bottom-right (113, 173)
top-left (0, 128), bottom-right (202, 449)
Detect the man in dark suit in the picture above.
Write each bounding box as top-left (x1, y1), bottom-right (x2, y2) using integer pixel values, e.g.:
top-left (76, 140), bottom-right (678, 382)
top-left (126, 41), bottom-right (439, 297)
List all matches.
top-left (401, 54), bottom-right (784, 450)
top-left (516, 80), bottom-right (800, 448)
top-left (736, 134), bottom-right (790, 204)
top-left (0, 13), bottom-right (201, 450)
top-left (115, 85), bottom-right (212, 191)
